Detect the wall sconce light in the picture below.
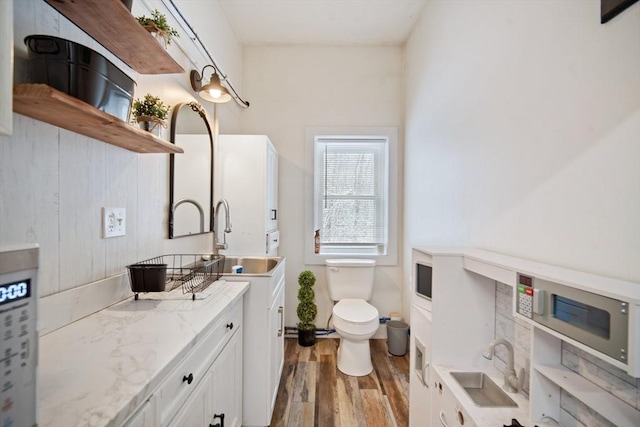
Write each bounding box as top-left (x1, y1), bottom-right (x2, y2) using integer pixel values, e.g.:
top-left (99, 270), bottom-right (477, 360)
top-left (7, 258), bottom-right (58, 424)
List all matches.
top-left (190, 65), bottom-right (232, 103)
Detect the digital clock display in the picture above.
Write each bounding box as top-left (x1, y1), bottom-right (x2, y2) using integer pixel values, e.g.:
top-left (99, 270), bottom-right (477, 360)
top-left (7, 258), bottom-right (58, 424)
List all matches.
top-left (0, 278), bottom-right (31, 306)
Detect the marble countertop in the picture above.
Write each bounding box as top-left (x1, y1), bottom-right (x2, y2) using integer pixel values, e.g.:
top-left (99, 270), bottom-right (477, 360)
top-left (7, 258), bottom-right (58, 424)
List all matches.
top-left (433, 365), bottom-right (556, 427)
top-left (37, 280), bottom-right (250, 427)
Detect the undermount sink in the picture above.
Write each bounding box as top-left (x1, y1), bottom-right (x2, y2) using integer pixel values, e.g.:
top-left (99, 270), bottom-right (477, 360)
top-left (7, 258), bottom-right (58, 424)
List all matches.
top-left (220, 256), bottom-right (282, 275)
top-left (450, 372), bottom-right (518, 408)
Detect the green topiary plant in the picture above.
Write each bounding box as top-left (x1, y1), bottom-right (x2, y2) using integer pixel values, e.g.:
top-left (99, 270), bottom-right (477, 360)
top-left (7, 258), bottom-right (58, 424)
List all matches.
top-left (137, 9), bottom-right (179, 46)
top-left (132, 93), bottom-right (170, 121)
top-left (297, 270), bottom-right (317, 346)
top-left (132, 93), bottom-right (170, 134)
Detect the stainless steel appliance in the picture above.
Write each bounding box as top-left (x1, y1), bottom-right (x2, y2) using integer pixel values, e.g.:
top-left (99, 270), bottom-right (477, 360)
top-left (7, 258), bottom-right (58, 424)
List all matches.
top-left (516, 273), bottom-right (629, 364)
top-left (0, 244), bottom-right (39, 427)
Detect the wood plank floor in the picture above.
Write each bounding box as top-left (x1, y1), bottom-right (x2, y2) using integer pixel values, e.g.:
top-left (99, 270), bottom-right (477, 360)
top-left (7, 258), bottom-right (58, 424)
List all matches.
top-left (270, 338), bottom-right (410, 427)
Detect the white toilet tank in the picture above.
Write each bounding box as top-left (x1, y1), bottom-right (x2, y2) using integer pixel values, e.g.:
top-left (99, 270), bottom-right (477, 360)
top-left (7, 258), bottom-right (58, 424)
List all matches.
top-left (326, 259), bottom-right (376, 301)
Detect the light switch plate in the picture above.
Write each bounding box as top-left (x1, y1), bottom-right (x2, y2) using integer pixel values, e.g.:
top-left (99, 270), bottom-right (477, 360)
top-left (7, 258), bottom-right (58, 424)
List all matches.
top-left (103, 207), bottom-right (126, 238)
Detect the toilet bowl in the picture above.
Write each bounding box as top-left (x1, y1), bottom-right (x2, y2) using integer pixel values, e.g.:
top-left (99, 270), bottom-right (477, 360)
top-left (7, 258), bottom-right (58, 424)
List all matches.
top-left (326, 258), bottom-right (378, 376)
top-left (332, 298), bottom-right (379, 376)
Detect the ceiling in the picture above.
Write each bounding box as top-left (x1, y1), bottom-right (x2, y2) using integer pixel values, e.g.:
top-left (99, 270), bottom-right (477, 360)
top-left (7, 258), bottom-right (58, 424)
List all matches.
top-left (217, 0), bottom-right (427, 45)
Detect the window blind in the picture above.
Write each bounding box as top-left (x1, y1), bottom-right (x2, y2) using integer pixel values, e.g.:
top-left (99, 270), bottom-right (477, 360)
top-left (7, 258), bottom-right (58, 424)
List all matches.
top-left (314, 137), bottom-right (388, 248)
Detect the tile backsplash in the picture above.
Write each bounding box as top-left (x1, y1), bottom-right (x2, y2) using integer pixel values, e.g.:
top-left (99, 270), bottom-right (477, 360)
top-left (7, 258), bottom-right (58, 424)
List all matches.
top-left (493, 282), bottom-right (638, 426)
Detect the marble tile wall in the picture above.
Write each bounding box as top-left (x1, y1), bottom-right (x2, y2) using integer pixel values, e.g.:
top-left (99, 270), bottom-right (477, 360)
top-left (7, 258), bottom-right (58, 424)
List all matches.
top-left (493, 282), bottom-right (638, 426)
top-left (494, 281), bottom-right (532, 395)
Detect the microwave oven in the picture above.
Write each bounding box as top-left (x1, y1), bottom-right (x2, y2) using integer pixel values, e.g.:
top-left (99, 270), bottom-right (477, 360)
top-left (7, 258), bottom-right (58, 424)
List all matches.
top-left (412, 249), bottom-right (433, 311)
top-left (516, 273), bottom-right (629, 364)
top-left (416, 263), bottom-right (433, 301)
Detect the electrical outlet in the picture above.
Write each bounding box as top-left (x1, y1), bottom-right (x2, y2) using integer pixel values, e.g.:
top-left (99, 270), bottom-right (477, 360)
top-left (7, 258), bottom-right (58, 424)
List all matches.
top-left (103, 208), bottom-right (126, 238)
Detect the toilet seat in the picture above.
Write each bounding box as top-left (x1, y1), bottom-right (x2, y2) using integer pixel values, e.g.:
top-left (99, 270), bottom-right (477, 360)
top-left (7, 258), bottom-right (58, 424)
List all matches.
top-left (333, 299), bottom-right (379, 336)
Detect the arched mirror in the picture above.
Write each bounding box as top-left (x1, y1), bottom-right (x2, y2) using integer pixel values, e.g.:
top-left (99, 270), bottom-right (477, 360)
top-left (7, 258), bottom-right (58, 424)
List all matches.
top-left (169, 101), bottom-right (214, 238)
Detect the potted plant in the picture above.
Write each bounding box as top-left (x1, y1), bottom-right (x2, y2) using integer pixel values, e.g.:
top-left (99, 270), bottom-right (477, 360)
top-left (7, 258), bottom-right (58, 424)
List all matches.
top-left (132, 93), bottom-right (170, 136)
top-left (297, 270), bottom-right (317, 347)
top-left (136, 9), bottom-right (179, 48)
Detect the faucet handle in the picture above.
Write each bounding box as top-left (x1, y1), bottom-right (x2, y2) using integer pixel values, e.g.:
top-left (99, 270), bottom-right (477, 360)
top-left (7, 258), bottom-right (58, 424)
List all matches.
top-left (505, 367), bottom-right (526, 393)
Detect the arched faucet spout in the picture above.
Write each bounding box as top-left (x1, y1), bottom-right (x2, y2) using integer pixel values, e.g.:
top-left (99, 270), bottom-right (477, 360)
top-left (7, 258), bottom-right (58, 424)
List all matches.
top-left (213, 199), bottom-right (232, 255)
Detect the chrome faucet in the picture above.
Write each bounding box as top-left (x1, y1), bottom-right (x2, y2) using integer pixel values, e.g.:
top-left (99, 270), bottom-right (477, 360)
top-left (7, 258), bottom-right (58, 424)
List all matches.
top-left (171, 198), bottom-right (205, 233)
top-left (483, 338), bottom-right (524, 393)
top-left (212, 199), bottom-right (232, 255)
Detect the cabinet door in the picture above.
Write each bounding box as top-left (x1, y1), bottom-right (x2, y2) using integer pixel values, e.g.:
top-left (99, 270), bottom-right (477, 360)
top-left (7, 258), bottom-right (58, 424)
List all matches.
top-left (265, 141), bottom-right (278, 232)
top-left (168, 372), bottom-right (211, 427)
top-left (410, 305), bottom-right (432, 426)
top-left (211, 331), bottom-right (243, 427)
top-left (268, 285), bottom-right (285, 411)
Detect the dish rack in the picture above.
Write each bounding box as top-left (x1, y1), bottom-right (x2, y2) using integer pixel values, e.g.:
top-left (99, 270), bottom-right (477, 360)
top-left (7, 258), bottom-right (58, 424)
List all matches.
top-left (127, 254), bottom-right (225, 300)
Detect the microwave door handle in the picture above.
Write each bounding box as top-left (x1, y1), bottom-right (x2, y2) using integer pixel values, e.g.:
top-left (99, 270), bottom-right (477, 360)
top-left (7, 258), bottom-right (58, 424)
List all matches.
top-left (533, 288), bottom-right (545, 315)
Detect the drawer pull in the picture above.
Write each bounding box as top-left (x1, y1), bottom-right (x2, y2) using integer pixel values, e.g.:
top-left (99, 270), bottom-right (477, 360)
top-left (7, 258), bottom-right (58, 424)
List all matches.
top-left (226, 322), bottom-right (234, 330)
top-left (278, 306), bottom-right (284, 337)
top-left (182, 373), bottom-right (194, 384)
top-left (210, 413), bottom-right (225, 427)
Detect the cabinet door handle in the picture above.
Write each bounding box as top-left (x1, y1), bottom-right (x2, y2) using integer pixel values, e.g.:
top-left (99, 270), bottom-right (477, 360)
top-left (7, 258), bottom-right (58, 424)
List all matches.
top-left (271, 209), bottom-right (277, 220)
top-left (416, 361), bottom-right (430, 387)
top-left (210, 413), bottom-right (225, 427)
top-left (439, 410), bottom-right (449, 427)
top-left (277, 306), bottom-right (284, 337)
top-left (226, 322), bottom-right (234, 330)
top-left (423, 362), bottom-right (430, 388)
top-left (182, 373), bottom-right (193, 384)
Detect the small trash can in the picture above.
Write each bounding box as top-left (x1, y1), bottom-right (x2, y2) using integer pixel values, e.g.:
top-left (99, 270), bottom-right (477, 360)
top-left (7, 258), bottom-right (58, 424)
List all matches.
top-left (387, 320), bottom-right (409, 356)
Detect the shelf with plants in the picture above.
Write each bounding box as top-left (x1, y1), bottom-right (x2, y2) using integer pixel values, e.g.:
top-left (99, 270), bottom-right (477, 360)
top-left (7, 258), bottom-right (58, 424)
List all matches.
top-left (43, 0), bottom-right (183, 74)
top-left (13, 84), bottom-right (183, 154)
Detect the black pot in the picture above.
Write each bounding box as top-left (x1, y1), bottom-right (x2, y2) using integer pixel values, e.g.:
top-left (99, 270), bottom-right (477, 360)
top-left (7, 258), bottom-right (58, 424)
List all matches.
top-left (298, 329), bottom-right (316, 347)
top-left (23, 35), bottom-right (135, 122)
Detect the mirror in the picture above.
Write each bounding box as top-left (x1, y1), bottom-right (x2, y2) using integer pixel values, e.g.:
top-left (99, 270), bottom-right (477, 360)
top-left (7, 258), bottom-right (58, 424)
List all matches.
top-left (169, 101), bottom-right (214, 238)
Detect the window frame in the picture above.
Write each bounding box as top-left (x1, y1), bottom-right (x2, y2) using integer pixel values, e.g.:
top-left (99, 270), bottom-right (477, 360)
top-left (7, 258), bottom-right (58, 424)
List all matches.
top-left (304, 127), bottom-right (398, 266)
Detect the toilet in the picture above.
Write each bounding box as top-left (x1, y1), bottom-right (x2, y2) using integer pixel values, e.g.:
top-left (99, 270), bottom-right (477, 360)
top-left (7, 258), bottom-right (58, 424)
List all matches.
top-left (326, 258), bottom-right (379, 376)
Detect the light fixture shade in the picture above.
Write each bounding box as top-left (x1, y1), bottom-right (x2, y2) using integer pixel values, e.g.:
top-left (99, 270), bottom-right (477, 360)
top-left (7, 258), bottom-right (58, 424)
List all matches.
top-left (199, 73), bottom-right (232, 103)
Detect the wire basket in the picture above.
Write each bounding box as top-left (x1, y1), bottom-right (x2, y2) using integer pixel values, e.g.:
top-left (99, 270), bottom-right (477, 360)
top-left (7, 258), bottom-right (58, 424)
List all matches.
top-left (127, 254), bottom-right (225, 300)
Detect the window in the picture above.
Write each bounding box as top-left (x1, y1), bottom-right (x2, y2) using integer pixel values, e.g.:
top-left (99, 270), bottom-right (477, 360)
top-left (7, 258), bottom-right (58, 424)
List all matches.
top-left (305, 127), bottom-right (398, 265)
top-left (314, 136), bottom-right (388, 254)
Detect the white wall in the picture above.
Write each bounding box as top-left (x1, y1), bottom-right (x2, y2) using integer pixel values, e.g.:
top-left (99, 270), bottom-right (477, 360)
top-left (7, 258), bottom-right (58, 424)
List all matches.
top-left (240, 45), bottom-right (405, 333)
top-left (1, 1), bottom-right (243, 324)
top-left (404, 0), bottom-right (640, 318)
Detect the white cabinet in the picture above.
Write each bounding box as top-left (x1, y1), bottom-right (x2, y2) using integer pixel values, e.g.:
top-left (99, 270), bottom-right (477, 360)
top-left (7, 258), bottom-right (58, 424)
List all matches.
top-left (169, 331), bottom-right (242, 427)
top-left (268, 283), bottom-right (285, 409)
top-left (409, 304), bottom-right (432, 426)
top-left (169, 371), bottom-right (212, 427)
top-left (122, 300), bottom-right (243, 427)
top-left (211, 329), bottom-right (243, 427)
top-left (431, 370), bottom-right (476, 427)
top-left (224, 259), bottom-right (285, 426)
top-left (217, 134), bottom-right (279, 256)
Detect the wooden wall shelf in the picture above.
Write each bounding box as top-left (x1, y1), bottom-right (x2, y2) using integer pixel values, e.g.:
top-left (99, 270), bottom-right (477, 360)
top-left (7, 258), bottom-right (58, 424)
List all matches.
top-left (43, 0), bottom-right (184, 75)
top-left (13, 84), bottom-right (183, 154)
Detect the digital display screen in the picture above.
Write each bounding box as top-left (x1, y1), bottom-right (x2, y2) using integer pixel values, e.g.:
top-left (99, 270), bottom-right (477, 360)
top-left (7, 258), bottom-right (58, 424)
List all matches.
top-left (416, 263), bottom-right (433, 300)
top-left (0, 278), bottom-right (31, 306)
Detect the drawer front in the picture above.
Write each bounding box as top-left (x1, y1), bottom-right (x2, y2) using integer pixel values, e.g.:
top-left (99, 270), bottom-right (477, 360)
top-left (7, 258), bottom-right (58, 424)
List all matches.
top-left (157, 301), bottom-right (242, 426)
